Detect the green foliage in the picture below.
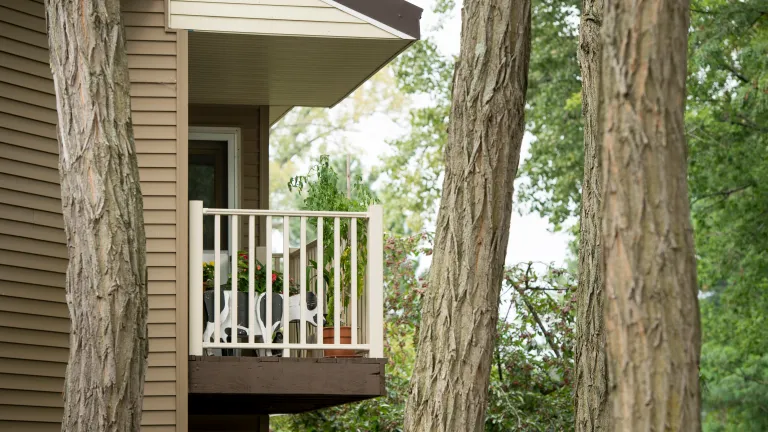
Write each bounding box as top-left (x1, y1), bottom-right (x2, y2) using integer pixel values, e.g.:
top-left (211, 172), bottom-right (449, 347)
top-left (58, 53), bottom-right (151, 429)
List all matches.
top-left (517, 0), bottom-right (768, 428)
top-left (377, 38), bottom-right (454, 234)
top-left (272, 234), bottom-right (577, 432)
top-left (288, 156), bottom-right (377, 325)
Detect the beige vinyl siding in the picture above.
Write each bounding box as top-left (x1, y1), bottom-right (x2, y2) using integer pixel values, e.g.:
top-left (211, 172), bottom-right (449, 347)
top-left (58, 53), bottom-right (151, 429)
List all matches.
top-left (189, 104), bottom-right (265, 247)
top-left (0, 0), bottom-right (181, 429)
top-left (169, 0), bottom-right (400, 39)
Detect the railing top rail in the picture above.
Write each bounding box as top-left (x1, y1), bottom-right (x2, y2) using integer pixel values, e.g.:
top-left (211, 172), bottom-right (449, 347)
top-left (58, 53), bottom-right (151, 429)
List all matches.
top-left (201, 207), bottom-right (371, 218)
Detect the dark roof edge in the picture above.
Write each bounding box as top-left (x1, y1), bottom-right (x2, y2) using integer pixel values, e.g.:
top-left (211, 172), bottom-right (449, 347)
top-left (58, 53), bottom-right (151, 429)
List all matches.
top-left (331, 0), bottom-right (423, 40)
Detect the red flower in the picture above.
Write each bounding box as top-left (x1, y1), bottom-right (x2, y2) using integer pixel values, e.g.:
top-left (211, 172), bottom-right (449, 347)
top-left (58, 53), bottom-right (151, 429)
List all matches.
top-left (256, 265), bottom-right (262, 271)
top-left (272, 273), bottom-right (278, 282)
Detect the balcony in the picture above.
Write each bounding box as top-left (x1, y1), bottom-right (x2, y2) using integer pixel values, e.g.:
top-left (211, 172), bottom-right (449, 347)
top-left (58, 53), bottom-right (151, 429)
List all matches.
top-left (187, 201), bottom-right (385, 414)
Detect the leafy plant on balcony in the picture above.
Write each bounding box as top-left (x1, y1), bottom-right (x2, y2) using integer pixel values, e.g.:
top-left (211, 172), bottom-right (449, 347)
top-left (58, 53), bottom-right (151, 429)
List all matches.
top-left (288, 155), bottom-right (377, 325)
top-left (202, 251), bottom-right (300, 296)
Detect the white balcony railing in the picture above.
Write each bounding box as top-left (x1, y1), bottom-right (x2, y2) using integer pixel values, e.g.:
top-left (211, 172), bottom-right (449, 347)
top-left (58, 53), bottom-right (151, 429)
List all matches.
top-left (188, 201), bottom-right (384, 358)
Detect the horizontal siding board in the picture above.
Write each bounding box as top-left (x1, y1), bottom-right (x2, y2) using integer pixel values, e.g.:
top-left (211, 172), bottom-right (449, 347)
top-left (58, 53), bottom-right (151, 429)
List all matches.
top-left (0, 358), bottom-right (65, 378)
top-left (0, 204), bottom-right (64, 229)
top-left (135, 140), bottom-right (176, 153)
top-left (0, 296), bottom-right (68, 318)
top-left (133, 111), bottom-right (177, 125)
top-left (0, 188), bottom-right (61, 214)
top-left (130, 83), bottom-right (177, 98)
top-left (128, 54), bottom-right (177, 69)
top-left (0, 7), bottom-right (46, 33)
top-left (132, 98), bottom-right (176, 112)
top-left (141, 410), bottom-right (176, 426)
top-left (0, 82), bottom-right (55, 110)
top-left (0, 326), bottom-right (68, 348)
top-left (148, 323), bottom-right (176, 338)
top-left (0, 112), bottom-right (57, 140)
top-left (0, 220), bottom-right (65, 244)
top-left (0, 233), bottom-right (67, 258)
top-left (147, 252), bottom-right (176, 266)
top-left (143, 396), bottom-right (176, 411)
top-left (146, 366), bottom-right (176, 382)
top-left (0, 281), bottom-right (65, 304)
top-left (0, 126), bottom-right (58, 154)
top-left (145, 381), bottom-right (176, 396)
top-left (126, 26), bottom-right (177, 42)
top-left (146, 225), bottom-right (176, 239)
top-left (139, 168), bottom-right (176, 182)
top-left (0, 343), bottom-right (67, 363)
top-left (144, 210), bottom-right (176, 225)
top-left (0, 36), bottom-right (49, 63)
top-left (120, 0), bottom-right (166, 13)
top-left (148, 281), bottom-right (176, 295)
top-left (149, 295), bottom-right (176, 309)
top-left (148, 352), bottom-right (176, 367)
top-left (130, 69), bottom-right (177, 84)
top-left (142, 182), bottom-right (177, 196)
top-left (0, 421), bottom-right (60, 431)
top-left (0, 22), bottom-right (48, 48)
top-left (0, 389), bottom-right (64, 408)
top-left (0, 142), bottom-right (58, 168)
top-left (0, 96), bottom-right (56, 124)
top-left (0, 311), bottom-right (69, 334)
top-left (0, 158), bottom-right (59, 184)
top-left (127, 41), bottom-right (177, 55)
top-left (0, 265), bottom-right (64, 289)
top-left (0, 52), bottom-right (50, 79)
top-left (0, 173), bottom-right (61, 199)
top-left (148, 308), bottom-right (175, 323)
top-left (144, 197), bottom-right (177, 210)
top-left (134, 126), bottom-right (177, 140)
top-left (0, 67), bottom-right (54, 96)
top-left (123, 12), bottom-right (166, 27)
top-left (0, 405), bottom-right (62, 423)
top-left (0, 250), bottom-right (67, 274)
top-left (147, 238), bottom-right (176, 252)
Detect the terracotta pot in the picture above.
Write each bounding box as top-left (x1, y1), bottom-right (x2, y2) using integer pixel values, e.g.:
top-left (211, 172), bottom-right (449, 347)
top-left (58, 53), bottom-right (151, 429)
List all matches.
top-left (322, 326), bottom-right (360, 358)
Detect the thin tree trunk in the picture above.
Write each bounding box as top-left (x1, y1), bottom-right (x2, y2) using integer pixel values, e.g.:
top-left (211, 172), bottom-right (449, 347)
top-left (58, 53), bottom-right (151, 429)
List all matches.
top-left (601, 0), bottom-right (701, 430)
top-left (403, 1), bottom-right (532, 430)
top-left (574, 0), bottom-right (609, 430)
top-left (45, 0), bottom-right (149, 430)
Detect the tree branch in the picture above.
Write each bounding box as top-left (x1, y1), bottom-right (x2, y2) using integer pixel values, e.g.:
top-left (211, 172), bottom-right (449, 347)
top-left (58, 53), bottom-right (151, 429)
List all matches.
top-left (692, 183), bottom-right (755, 204)
top-left (517, 264), bottom-right (561, 358)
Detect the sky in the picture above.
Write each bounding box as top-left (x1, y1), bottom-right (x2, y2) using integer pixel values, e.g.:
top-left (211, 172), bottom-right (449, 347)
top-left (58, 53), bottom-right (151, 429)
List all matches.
top-left (274, 0), bottom-right (572, 267)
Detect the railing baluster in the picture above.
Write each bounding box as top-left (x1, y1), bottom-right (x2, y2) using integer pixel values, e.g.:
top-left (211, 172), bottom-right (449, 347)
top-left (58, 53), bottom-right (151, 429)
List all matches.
top-left (283, 216), bottom-right (290, 357)
top-left (334, 217), bottom-right (341, 345)
top-left (351, 218), bottom-right (357, 345)
top-left (300, 216), bottom-right (307, 345)
top-left (317, 218), bottom-right (324, 348)
top-left (265, 216), bottom-right (273, 345)
top-left (248, 215), bottom-right (255, 344)
top-left (214, 214), bottom-right (221, 344)
top-left (230, 215), bottom-right (238, 347)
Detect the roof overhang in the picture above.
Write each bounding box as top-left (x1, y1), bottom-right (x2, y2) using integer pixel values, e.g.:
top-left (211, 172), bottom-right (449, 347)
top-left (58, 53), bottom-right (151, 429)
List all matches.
top-left (171, 0), bottom-right (422, 116)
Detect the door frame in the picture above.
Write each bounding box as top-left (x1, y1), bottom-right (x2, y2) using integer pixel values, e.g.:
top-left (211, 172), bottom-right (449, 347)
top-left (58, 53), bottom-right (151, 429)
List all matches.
top-left (189, 126), bottom-right (241, 209)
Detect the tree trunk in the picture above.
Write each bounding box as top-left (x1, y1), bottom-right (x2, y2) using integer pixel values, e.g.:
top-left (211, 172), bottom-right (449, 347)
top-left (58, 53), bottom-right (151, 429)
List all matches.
top-left (574, 0), bottom-right (609, 430)
top-left (403, 1), bottom-right (532, 430)
top-left (601, 0), bottom-right (701, 430)
top-left (45, 0), bottom-right (149, 430)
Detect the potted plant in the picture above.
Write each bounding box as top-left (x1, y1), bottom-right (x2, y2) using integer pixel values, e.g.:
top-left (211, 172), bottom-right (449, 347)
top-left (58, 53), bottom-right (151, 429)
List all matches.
top-left (289, 156), bottom-right (376, 358)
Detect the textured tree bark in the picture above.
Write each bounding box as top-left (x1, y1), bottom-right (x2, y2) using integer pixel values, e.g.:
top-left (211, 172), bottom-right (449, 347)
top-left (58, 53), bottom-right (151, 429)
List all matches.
top-left (574, 0), bottom-right (609, 430)
top-left (601, 0), bottom-right (701, 430)
top-left (403, 1), bottom-right (531, 430)
top-left (45, 0), bottom-right (149, 430)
